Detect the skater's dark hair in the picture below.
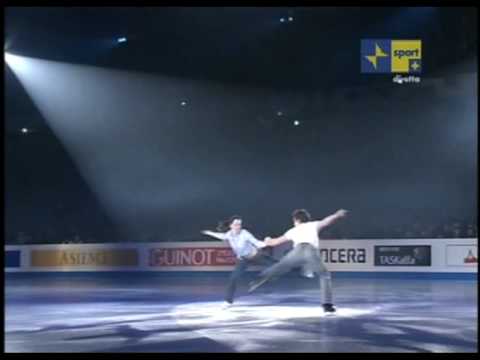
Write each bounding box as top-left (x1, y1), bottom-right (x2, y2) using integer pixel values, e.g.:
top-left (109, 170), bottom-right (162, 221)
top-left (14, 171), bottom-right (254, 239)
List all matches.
top-left (217, 215), bottom-right (242, 232)
top-left (292, 209), bottom-right (311, 223)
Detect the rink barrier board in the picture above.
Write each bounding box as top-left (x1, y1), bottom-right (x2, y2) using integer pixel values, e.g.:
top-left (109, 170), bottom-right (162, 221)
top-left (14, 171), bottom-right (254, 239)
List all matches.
top-left (5, 239), bottom-right (477, 278)
top-left (4, 270), bottom-right (476, 279)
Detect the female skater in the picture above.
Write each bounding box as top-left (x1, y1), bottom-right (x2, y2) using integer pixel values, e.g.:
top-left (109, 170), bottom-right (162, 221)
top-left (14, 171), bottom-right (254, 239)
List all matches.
top-left (202, 215), bottom-right (277, 308)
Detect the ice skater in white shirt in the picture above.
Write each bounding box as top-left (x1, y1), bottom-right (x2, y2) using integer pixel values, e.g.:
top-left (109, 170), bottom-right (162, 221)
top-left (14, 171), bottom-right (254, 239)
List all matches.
top-left (248, 208), bottom-right (348, 313)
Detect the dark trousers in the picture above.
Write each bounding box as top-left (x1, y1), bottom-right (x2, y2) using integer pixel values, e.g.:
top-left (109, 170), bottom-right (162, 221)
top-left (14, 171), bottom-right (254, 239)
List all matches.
top-left (225, 249), bottom-right (277, 303)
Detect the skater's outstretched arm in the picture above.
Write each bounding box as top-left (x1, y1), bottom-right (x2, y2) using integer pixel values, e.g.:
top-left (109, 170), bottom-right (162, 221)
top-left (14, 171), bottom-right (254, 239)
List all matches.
top-left (315, 209), bottom-right (349, 232)
top-left (201, 230), bottom-right (228, 241)
top-left (264, 235), bottom-right (291, 247)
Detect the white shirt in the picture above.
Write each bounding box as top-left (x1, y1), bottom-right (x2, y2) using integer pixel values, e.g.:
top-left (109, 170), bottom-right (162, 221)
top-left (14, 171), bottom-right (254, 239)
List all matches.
top-left (284, 221), bottom-right (320, 248)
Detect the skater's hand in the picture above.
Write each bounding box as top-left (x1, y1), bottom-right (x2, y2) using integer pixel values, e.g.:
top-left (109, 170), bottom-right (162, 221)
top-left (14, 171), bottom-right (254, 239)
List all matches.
top-left (201, 230), bottom-right (227, 241)
top-left (265, 237), bottom-right (276, 246)
top-left (336, 209), bottom-right (348, 217)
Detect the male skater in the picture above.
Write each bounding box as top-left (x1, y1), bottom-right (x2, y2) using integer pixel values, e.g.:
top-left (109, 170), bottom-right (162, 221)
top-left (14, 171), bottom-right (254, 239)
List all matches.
top-left (248, 208), bottom-right (348, 313)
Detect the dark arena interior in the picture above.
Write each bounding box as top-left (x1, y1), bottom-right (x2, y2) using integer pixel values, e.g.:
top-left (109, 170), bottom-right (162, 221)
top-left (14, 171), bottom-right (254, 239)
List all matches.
top-left (4, 6), bottom-right (478, 353)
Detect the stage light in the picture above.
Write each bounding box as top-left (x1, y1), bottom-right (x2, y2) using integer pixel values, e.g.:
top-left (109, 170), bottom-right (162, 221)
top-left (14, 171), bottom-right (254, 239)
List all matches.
top-left (280, 18), bottom-right (285, 23)
top-left (5, 52), bottom-right (16, 66)
top-left (5, 52), bottom-right (29, 73)
top-left (21, 128), bottom-right (29, 134)
top-left (117, 37), bottom-right (127, 43)
top-left (294, 120), bottom-right (300, 126)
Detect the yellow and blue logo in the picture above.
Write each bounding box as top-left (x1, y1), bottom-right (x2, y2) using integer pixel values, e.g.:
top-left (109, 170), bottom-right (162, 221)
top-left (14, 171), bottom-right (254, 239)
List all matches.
top-left (361, 39), bottom-right (422, 73)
